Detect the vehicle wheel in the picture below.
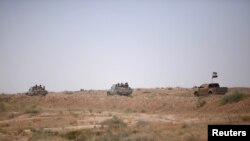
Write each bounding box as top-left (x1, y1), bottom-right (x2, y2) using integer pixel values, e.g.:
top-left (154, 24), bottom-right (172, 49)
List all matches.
top-left (194, 92), bottom-right (199, 96)
top-left (107, 91), bottom-right (112, 96)
top-left (208, 91), bottom-right (212, 95)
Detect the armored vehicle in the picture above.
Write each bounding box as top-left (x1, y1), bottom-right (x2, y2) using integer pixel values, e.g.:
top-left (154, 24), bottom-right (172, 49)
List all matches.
top-left (26, 85), bottom-right (48, 96)
top-left (107, 83), bottom-right (132, 96)
top-left (194, 83), bottom-right (228, 96)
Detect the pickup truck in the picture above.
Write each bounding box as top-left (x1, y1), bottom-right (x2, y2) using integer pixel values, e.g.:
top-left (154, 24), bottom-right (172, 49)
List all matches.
top-left (194, 83), bottom-right (228, 96)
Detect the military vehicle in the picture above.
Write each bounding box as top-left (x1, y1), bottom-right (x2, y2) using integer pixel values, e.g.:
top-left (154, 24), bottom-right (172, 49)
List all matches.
top-left (26, 85), bottom-right (48, 96)
top-left (107, 83), bottom-right (133, 96)
top-left (194, 83), bottom-right (228, 96)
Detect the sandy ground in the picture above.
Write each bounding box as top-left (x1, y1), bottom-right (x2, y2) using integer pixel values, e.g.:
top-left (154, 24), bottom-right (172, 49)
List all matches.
top-left (0, 87), bottom-right (250, 141)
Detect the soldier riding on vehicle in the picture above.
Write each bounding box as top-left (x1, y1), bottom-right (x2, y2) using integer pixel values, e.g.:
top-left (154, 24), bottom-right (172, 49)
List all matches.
top-left (26, 84), bottom-right (48, 96)
top-left (107, 82), bottom-right (133, 96)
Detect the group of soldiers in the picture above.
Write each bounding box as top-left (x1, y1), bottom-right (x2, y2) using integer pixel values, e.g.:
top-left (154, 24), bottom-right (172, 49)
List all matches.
top-left (115, 82), bottom-right (129, 88)
top-left (32, 84), bottom-right (46, 91)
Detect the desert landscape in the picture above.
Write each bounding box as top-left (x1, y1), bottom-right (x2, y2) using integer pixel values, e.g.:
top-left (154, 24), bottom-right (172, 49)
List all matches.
top-left (0, 87), bottom-right (250, 141)
top-left (1, 0), bottom-right (250, 141)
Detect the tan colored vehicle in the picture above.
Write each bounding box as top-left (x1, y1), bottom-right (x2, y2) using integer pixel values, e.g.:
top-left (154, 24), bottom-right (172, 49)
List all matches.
top-left (194, 83), bottom-right (228, 96)
top-left (26, 85), bottom-right (48, 96)
top-left (107, 83), bottom-right (132, 96)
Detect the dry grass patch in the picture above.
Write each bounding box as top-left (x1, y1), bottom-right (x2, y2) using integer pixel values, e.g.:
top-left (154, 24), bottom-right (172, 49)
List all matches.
top-left (101, 115), bottom-right (127, 129)
top-left (25, 105), bottom-right (41, 115)
top-left (240, 114), bottom-right (250, 122)
top-left (31, 129), bottom-right (60, 141)
top-left (220, 91), bottom-right (247, 105)
top-left (196, 97), bottom-right (206, 108)
top-left (0, 102), bottom-right (6, 113)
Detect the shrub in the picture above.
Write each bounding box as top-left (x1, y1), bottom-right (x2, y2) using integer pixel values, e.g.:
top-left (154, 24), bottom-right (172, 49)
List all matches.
top-left (140, 109), bottom-right (146, 113)
top-left (32, 129), bottom-right (58, 140)
top-left (136, 120), bottom-right (148, 127)
top-left (7, 112), bottom-right (15, 119)
top-left (63, 130), bottom-right (82, 140)
top-left (62, 130), bottom-right (94, 141)
top-left (181, 123), bottom-right (189, 129)
top-left (184, 133), bottom-right (200, 141)
top-left (168, 87), bottom-right (173, 90)
top-left (95, 134), bottom-right (119, 141)
top-left (0, 102), bottom-right (6, 112)
top-left (102, 115), bottom-right (127, 129)
top-left (196, 97), bottom-right (206, 108)
top-left (220, 91), bottom-right (246, 105)
top-left (241, 115), bottom-right (250, 122)
top-left (25, 105), bottom-right (41, 114)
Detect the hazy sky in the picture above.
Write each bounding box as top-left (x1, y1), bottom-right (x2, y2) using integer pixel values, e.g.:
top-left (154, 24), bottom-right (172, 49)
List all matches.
top-left (1, 0), bottom-right (250, 93)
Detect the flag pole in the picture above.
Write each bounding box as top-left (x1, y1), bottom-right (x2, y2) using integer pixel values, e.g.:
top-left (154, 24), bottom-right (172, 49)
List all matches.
top-left (211, 72), bottom-right (213, 83)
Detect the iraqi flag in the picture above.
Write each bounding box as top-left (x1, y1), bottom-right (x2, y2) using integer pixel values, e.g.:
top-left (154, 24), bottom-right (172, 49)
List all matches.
top-left (212, 72), bottom-right (218, 78)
